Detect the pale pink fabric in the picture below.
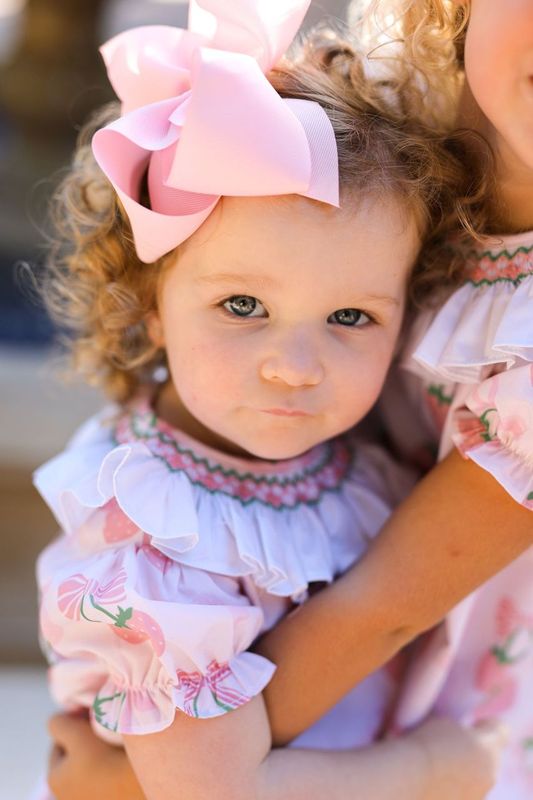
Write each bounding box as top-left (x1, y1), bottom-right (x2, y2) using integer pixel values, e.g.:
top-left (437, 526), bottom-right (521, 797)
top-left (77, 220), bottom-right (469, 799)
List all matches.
top-left (35, 396), bottom-right (414, 747)
top-left (384, 231), bottom-right (533, 799)
top-left (92, 0), bottom-right (340, 263)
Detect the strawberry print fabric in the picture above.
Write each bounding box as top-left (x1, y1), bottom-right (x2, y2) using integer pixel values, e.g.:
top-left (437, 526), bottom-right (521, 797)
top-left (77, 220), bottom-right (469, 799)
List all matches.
top-left (36, 396), bottom-right (414, 743)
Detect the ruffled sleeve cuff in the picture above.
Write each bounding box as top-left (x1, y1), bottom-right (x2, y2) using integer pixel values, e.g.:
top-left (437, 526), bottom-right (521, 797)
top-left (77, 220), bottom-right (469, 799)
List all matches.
top-left (451, 366), bottom-right (533, 509)
top-left (40, 541), bottom-right (277, 738)
top-left (89, 651), bottom-right (275, 738)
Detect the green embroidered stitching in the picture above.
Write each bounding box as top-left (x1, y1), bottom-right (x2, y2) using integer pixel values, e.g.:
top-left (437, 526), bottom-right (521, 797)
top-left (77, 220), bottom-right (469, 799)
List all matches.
top-left (153, 455), bottom-right (349, 510)
top-left (463, 243), bottom-right (533, 287)
top-left (479, 408), bottom-right (498, 442)
top-left (474, 244), bottom-right (533, 262)
top-left (527, 492), bottom-right (533, 502)
top-left (113, 410), bottom-right (356, 511)
top-left (464, 271), bottom-right (532, 288)
top-left (129, 410), bottom-right (333, 487)
top-left (427, 383), bottom-right (453, 406)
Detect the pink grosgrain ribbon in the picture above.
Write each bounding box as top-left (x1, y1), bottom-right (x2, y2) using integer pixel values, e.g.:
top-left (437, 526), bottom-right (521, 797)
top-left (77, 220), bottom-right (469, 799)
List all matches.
top-left (92, 0), bottom-right (340, 263)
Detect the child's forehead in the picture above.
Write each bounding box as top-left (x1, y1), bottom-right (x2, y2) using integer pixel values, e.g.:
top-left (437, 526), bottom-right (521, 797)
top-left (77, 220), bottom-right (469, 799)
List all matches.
top-left (181, 191), bottom-right (414, 253)
top-left (172, 191), bottom-right (420, 298)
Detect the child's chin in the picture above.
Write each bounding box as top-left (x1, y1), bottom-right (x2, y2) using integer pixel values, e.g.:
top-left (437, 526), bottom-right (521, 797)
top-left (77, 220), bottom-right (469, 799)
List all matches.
top-left (246, 436), bottom-right (319, 462)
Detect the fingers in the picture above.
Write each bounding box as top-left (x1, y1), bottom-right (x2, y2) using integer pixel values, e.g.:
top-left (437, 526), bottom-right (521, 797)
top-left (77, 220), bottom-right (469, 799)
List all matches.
top-left (47, 712), bottom-right (93, 752)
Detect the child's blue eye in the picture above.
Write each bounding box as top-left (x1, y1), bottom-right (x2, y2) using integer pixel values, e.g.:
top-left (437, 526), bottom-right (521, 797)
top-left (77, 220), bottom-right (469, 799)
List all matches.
top-left (223, 295), bottom-right (266, 317)
top-left (328, 308), bottom-right (371, 327)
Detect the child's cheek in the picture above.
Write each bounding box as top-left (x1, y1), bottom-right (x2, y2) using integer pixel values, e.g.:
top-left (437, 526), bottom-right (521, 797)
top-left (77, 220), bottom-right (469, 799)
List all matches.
top-left (178, 335), bottom-right (247, 404)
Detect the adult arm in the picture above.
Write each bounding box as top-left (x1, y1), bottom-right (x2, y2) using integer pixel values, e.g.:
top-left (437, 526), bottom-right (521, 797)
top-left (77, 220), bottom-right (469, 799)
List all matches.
top-left (257, 449), bottom-right (533, 745)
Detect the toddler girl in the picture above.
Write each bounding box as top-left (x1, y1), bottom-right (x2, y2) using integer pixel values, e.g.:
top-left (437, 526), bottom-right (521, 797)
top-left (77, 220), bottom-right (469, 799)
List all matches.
top-left (36, 1), bottom-right (503, 798)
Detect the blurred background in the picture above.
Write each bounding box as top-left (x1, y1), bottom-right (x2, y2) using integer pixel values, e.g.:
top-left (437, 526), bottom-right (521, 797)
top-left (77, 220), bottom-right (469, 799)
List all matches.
top-left (0, 1), bottom-right (349, 796)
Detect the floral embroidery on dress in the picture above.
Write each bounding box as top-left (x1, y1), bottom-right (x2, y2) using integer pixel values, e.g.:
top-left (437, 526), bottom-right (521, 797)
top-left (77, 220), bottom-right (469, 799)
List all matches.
top-left (465, 243), bottom-right (533, 287)
top-left (113, 398), bottom-right (355, 510)
top-left (176, 660), bottom-right (250, 717)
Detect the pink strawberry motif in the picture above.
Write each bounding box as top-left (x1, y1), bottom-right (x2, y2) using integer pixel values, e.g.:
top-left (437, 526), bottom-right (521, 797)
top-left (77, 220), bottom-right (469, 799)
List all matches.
top-left (103, 499), bottom-right (139, 544)
top-left (426, 384), bottom-right (452, 432)
top-left (139, 542), bottom-right (172, 574)
top-left (473, 675), bottom-right (518, 720)
top-left (454, 411), bottom-right (491, 452)
top-left (494, 597), bottom-right (533, 652)
top-left (496, 596), bottom-right (522, 639)
top-left (476, 649), bottom-right (510, 693)
top-left (473, 648), bottom-right (519, 720)
top-left (111, 609), bottom-right (166, 656)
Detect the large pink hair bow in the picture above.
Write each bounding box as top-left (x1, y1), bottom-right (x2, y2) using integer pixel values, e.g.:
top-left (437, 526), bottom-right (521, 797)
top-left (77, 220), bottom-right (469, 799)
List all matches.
top-left (92, 0), bottom-right (340, 263)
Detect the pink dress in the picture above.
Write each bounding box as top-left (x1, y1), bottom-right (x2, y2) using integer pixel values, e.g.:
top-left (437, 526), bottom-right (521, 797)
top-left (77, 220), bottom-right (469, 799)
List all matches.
top-left (34, 395), bottom-right (415, 796)
top-left (384, 231), bottom-right (533, 799)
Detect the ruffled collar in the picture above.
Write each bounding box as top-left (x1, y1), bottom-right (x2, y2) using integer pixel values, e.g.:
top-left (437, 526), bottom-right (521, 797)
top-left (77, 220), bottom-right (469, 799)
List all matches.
top-left (112, 396), bottom-right (355, 511)
top-left (463, 229), bottom-right (533, 287)
top-left (35, 396), bottom-right (411, 598)
top-left (404, 230), bottom-right (533, 383)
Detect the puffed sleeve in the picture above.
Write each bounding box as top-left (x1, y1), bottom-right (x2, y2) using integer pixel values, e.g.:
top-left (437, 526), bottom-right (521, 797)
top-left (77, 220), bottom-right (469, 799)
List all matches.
top-left (451, 365), bottom-right (533, 508)
top-left (34, 415), bottom-right (277, 741)
top-left (406, 254), bottom-right (533, 509)
top-left (38, 527), bottom-right (276, 741)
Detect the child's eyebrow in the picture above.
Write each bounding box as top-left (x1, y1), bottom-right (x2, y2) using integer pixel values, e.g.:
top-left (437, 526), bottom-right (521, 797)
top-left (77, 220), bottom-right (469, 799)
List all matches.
top-left (197, 272), bottom-right (278, 290)
top-left (361, 294), bottom-right (401, 308)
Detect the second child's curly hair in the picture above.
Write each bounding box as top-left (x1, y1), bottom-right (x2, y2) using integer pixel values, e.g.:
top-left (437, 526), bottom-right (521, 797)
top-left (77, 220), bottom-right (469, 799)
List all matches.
top-left (41, 27), bottom-right (488, 404)
top-left (349, 0), bottom-right (469, 128)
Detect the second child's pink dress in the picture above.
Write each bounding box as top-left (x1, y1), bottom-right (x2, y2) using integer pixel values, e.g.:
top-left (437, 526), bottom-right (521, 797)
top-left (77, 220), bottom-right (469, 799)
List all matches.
top-left (384, 231), bottom-right (533, 799)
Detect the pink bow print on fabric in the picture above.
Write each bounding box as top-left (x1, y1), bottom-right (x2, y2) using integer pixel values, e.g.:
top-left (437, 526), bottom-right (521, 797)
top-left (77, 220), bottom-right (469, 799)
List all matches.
top-left (92, 0), bottom-right (340, 263)
top-left (176, 659), bottom-right (250, 717)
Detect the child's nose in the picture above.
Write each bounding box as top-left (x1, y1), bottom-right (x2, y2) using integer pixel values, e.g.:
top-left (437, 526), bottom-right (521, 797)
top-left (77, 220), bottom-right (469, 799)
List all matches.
top-left (260, 332), bottom-right (324, 387)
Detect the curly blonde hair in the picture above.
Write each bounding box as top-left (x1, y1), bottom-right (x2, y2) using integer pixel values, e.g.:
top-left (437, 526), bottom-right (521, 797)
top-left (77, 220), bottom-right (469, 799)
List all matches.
top-left (349, 0), bottom-right (469, 129)
top-left (41, 27), bottom-right (487, 404)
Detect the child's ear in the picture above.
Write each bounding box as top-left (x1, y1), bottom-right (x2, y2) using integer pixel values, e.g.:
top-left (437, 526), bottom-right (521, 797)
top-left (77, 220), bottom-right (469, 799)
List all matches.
top-left (146, 312), bottom-right (165, 348)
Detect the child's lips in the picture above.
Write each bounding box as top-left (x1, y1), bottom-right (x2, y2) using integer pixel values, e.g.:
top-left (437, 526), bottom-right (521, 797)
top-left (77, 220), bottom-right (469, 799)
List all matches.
top-left (260, 408), bottom-right (312, 417)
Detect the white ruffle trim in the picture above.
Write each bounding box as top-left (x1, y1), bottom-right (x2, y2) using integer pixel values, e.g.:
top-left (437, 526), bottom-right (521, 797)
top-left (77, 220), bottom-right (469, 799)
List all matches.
top-left (460, 439), bottom-right (533, 510)
top-left (411, 273), bottom-right (533, 383)
top-left (48, 647), bottom-right (275, 738)
top-left (34, 411), bottom-right (415, 600)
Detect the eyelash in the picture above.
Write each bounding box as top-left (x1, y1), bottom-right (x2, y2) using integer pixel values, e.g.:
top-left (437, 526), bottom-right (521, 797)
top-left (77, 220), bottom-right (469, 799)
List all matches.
top-left (219, 295), bottom-right (377, 327)
top-left (221, 296), bottom-right (266, 318)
